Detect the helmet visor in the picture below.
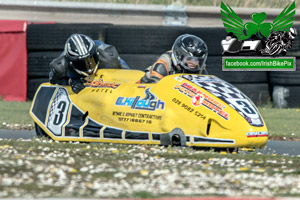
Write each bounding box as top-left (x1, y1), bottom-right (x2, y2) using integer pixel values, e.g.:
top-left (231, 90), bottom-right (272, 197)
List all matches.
top-left (183, 56), bottom-right (205, 70)
top-left (71, 54), bottom-right (99, 76)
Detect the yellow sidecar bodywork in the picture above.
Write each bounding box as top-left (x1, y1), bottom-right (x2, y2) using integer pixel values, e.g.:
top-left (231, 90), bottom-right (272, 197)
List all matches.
top-left (30, 69), bottom-right (268, 148)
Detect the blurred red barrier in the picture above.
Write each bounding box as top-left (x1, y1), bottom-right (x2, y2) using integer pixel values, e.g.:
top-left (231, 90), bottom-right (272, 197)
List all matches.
top-left (0, 20), bottom-right (28, 101)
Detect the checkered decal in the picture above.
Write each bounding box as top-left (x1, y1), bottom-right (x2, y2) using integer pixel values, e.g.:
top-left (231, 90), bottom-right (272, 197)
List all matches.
top-left (181, 75), bottom-right (247, 99)
top-left (47, 88), bottom-right (71, 136)
top-left (31, 86), bottom-right (56, 125)
top-left (48, 88), bottom-right (66, 123)
top-left (181, 75), bottom-right (264, 127)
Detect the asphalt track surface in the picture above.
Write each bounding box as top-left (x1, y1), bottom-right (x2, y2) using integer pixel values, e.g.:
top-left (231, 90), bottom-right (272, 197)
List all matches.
top-left (0, 129), bottom-right (299, 156)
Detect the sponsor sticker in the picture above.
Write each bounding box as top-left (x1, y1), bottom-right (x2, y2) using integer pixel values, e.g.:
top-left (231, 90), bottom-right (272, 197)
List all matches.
top-left (175, 82), bottom-right (229, 120)
top-left (192, 94), bottom-right (205, 107)
top-left (115, 88), bottom-right (165, 111)
top-left (85, 78), bottom-right (121, 89)
top-left (181, 75), bottom-right (264, 127)
top-left (246, 131), bottom-right (269, 138)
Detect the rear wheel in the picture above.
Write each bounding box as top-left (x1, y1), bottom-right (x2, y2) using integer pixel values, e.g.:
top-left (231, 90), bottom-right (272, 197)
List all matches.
top-left (34, 123), bottom-right (50, 138)
top-left (160, 128), bottom-right (186, 147)
top-left (214, 148), bottom-right (236, 153)
top-left (171, 134), bottom-right (181, 146)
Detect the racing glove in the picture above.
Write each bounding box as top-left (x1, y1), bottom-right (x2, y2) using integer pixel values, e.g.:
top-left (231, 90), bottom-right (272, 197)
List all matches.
top-left (70, 78), bottom-right (86, 94)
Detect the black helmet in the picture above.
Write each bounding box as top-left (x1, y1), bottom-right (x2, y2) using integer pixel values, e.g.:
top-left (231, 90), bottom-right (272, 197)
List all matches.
top-left (65, 34), bottom-right (99, 76)
top-left (171, 34), bottom-right (208, 73)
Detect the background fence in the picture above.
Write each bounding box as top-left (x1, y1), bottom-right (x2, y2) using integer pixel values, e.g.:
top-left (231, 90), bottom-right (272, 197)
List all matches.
top-left (26, 23), bottom-right (300, 108)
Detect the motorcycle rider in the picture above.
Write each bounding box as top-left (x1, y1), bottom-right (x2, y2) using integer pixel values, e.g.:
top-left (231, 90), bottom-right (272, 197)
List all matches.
top-left (261, 27), bottom-right (297, 56)
top-left (49, 33), bottom-right (129, 93)
top-left (139, 34), bottom-right (208, 83)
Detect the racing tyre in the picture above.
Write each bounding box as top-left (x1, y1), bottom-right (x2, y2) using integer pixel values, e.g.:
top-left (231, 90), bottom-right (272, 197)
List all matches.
top-left (106, 25), bottom-right (188, 54)
top-left (187, 27), bottom-right (227, 56)
top-left (27, 51), bottom-right (60, 77)
top-left (171, 134), bottom-right (181, 146)
top-left (214, 148), bottom-right (236, 153)
top-left (27, 23), bottom-right (111, 50)
top-left (120, 54), bottom-right (160, 71)
top-left (27, 78), bottom-right (49, 100)
top-left (35, 123), bottom-right (50, 138)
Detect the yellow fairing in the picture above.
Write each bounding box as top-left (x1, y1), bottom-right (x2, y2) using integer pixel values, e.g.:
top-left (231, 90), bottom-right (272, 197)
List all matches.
top-left (30, 69), bottom-right (268, 148)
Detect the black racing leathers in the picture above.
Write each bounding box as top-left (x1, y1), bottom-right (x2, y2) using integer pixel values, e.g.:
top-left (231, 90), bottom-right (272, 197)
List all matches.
top-left (49, 42), bottom-right (128, 93)
top-left (49, 52), bottom-right (74, 86)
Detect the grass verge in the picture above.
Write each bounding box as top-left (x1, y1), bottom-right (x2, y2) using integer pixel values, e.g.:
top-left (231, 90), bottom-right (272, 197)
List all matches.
top-left (0, 100), bottom-right (33, 130)
top-left (259, 107), bottom-right (300, 139)
top-left (0, 138), bottom-right (299, 198)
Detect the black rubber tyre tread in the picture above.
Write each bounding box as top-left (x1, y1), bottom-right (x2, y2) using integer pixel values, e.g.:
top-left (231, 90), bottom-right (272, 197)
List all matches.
top-left (27, 51), bottom-right (61, 77)
top-left (27, 78), bottom-right (49, 100)
top-left (27, 23), bottom-right (111, 50)
top-left (169, 128), bottom-right (186, 147)
top-left (120, 54), bottom-right (160, 71)
top-left (272, 85), bottom-right (300, 108)
top-left (269, 57), bottom-right (300, 86)
top-left (207, 56), bottom-right (268, 83)
top-left (106, 25), bottom-right (190, 54)
top-left (232, 83), bottom-right (271, 105)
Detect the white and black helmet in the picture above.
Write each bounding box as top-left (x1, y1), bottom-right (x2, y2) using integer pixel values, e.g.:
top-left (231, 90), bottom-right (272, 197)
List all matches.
top-left (171, 34), bottom-right (208, 73)
top-left (65, 34), bottom-right (99, 76)
top-left (288, 27), bottom-right (297, 40)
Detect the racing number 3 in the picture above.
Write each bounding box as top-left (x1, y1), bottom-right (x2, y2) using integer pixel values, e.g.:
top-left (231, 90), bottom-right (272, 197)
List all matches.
top-left (53, 101), bottom-right (67, 126)
top-left (236, 100), bottom-right (255, 114)
top-left (47, 88), bottom-right (71, 137)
